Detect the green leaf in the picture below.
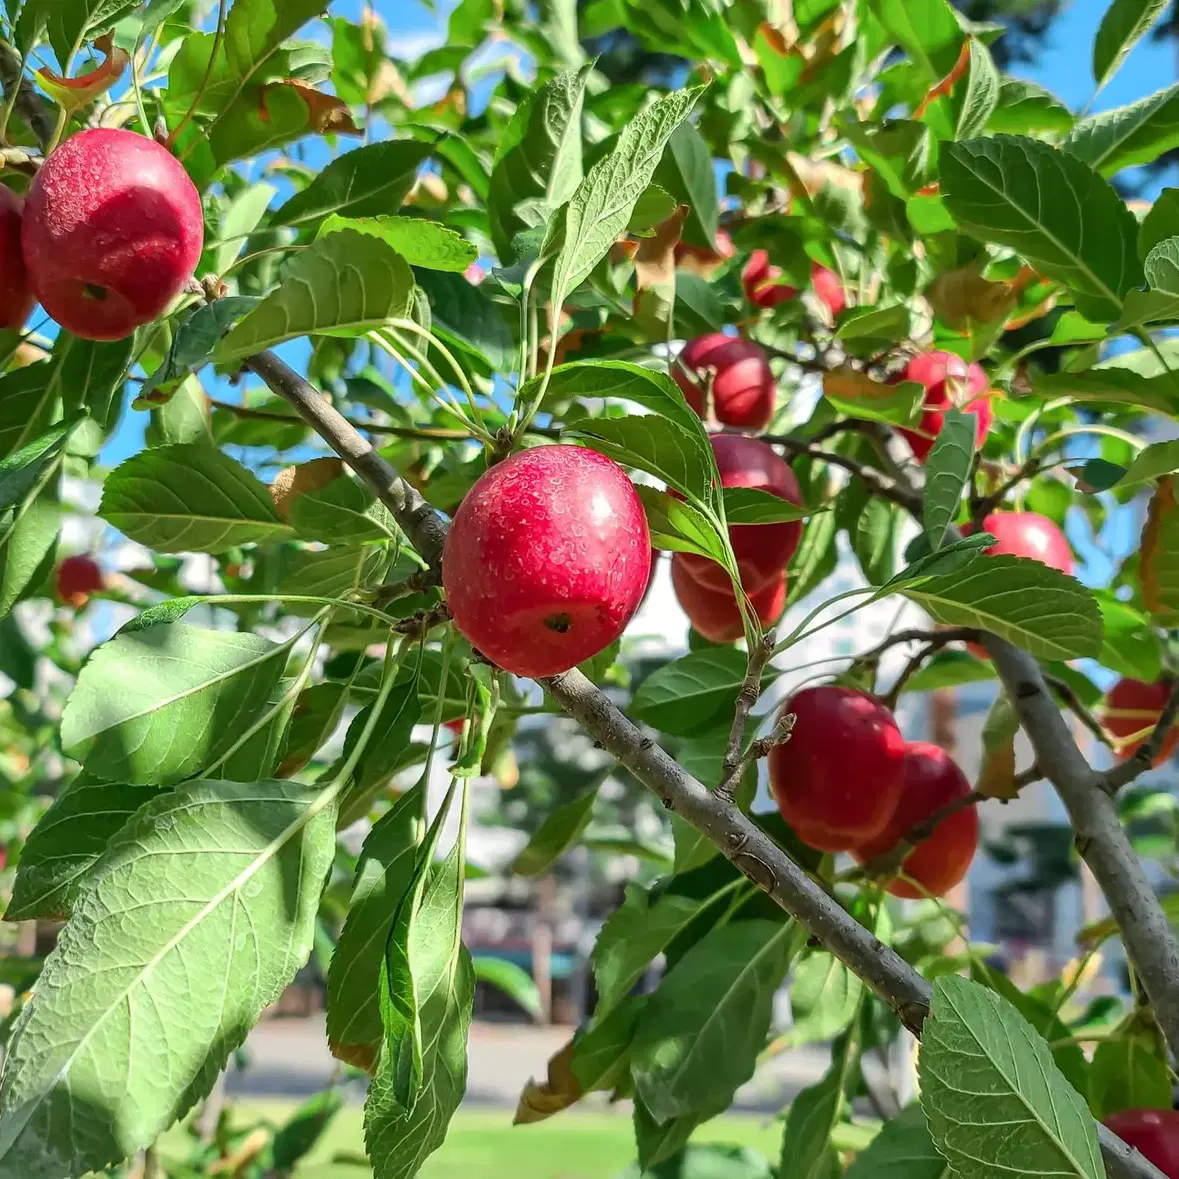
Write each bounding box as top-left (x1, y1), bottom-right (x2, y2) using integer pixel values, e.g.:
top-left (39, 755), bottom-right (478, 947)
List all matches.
top-left (777, 1032), bottom-right (860, 1179)
top-left (723, 487), bottom-right (813, 525)
top-left (208, 182), bottom-right (277, 278)
top-left (288, 470), bottom-right (399, 545)
top-left (868, 0), bottom-right (965, 84)
top-left (0, 488), bottom-right (58, 618)
top-left (487, 65), bottom-right (589, 262)
top-left (919, 976), bottom-right (1103, 1179)
top-left (319, 215), bottom-right (477, 272)
top-left (271, 1089), bottom-right (344, 1173)
top-left (953, 39), bottom-right (1001, 140)
top-left (631, 647), bottom-right (755, 735)
top-left (1066, 84), bottom-right (1179, 177)
top-left (903, 648), bottom-right (997, 693)
top-left (940, 135), bottom-right (1143, 322)
top-left (0, 779), bottom-right (336, 1179)
top-left (591, 883), bottom-right (714, 1016)
top-left (637, 486), bottom-right (728, 565)
top-left (1118, 439), bottom-right (1179, 489)
top-left (328, 786), bottom-right (426, 1072)
top-left (472, 957), bottom-right (543, 1020)
top-left (5, 778), bottom-right (167, 922)
top-left (1140, 188), bottom-right (1179, 258)
top-left (653, 121), bottom-right (718, 250)
top-left (512, 775), bottom-right (603, 876)
top-left (787, 952), bottom-right (864, 1047)
top-left (344, 674), bottom-right (425, 796)
top-left (786, 505), bottom-right (840, 608)
top-left (414, 269), bottom-right (514, 372)
top-left (634, 1096), bottom-right (726, 1171)
top-left (1145, 235), bottom-right (1179, 295)
top-left (100, 442), bottom-right (292, 553)
top-left (1093, 0), bottom-right (1169, 90)
top-left (922, 408), bottom-right (976, 550)
top-left (1032, 366), bottom-right (1179, 416)
top-left (274, 141), bottom-right (435, 230)
top-left (18, 0), bottom-right (139, 67)
top-left (216, 231), bottom-right (415, 363)
top-left (987, 78), bottom-right (1074, 136)
top-left (0, 425), bottom-right (67, 515)
top-left (1089, 1035), bottom-right (1173, 1121)
top-left (276, 546), bottom-right (386, 608)
top-left (898, 554), bottom-right (1102, 661)
top-left (1096, 593), bottom-right (1164, 682)
top-left (138, 298), bottom-right (260, 404)
top-left (620, 1144), bottom-right (774, 1179)
top-left (630, 920), bottom-right (801, 1124)
top-left (547, 85), bottom-right (705, 302)
top-left (844, 1105), bottom-right (948, 1179)
top-left (60, 622), bottom-right (293, 785)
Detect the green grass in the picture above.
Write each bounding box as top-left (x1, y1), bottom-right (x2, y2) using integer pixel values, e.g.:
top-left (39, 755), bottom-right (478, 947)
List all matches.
top-left (184, 1104), bottom-right (781, 1179)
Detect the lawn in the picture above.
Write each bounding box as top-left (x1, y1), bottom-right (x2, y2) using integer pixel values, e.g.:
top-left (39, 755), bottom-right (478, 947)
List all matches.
top-left (187, 1104), bottom-right (782, 1179)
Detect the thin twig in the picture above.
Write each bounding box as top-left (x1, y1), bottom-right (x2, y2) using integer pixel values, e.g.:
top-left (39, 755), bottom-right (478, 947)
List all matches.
top-left (1102, 679), bottom-right (1179, 794)
top-left (1044, 674), bottom-right (1115, 751)
top-left (1012, 763), bottom-right (1042, 790)
top-left (859, 627), bottom-right (979, 663)
top-left (861, 791), bottom-right (984, 879)
top-left (0, 49), bottom-right (54, 150)
top-left (168, 0), bottom-right (229, 149)
top-left (972, 455), bottom-right (1041, 523)
top-left (718, 630), bottom-right (776, 797)
top-left (719, 710), bottom-right (796, 802)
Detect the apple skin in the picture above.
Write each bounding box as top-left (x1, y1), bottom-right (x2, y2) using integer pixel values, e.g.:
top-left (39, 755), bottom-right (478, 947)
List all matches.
top-left (853, 741), bottom-right (979, 898)
top-left (677, 433), bottom-right (803, 594)
top-left (769, 685), bottom-right (907, 852)
top-left (968, 511), bottom-right (1074, 574)
top-left (442, 445), bottom-right (651, 678)
top-left (0, 185), bottom-right (34, 330)
top-left (671, 554), bottom-right (786, 643)
top-left (898, 350), bottom-right (992, 463)
top-left (743, 249), bottom-right (797, 309)
top-left (21, 128), bottom-right (204, 341)
top-left (674, 334), bottom-right (775, 430)
top-left (56, 554), bottom-right (105, 606)
top-left (811, 263), bottom-right (846, 317)
top-left (1103, 678), bottom-right (1179, 766)
top-left (1105, 1110), bottom-right (1179, 1179)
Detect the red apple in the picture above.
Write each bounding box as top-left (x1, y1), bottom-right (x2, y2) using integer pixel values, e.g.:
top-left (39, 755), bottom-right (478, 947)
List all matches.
top-left (671, 554), bottom-right (787, 643)
top-left (677, 433), bottom-right (803, 594)
top-left (674, 334), bottom-right (776, 430)
top-left (898, 350), bottom-right (992, 463)
top-left (21, 128), bottom-right (204, 341)
top-left (443, 445), bottom-right (651, 678)
top-left (56, 554), bottom-right (105, 607)
top-left (769, 685), bottom-right (906, 852)
top-left (853, 741), bottom-right (979, 898)
top-left (1105, 1110), bottom-right (1179, 1178)
top-left (811, 262), bottom-right (845, 318)
top-left (1102, 678), bottom-right (1179, 765)
top-left (0, 185), bottom-right (34, 330)
top-left (675, 228), bottom-right (735, 275)
top-left (968, 512), bottom-right (1074, 574)
top-left (743, 249), bottom-right (797, 309)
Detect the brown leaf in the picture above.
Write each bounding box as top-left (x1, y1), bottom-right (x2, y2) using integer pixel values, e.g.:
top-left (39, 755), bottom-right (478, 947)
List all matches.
top-left (633, 204), bottom-right (690, 339)
top-left (823, 364), bottom-right (900, 403)
top-left (914, 39), bottom-right (971, 118)
top-left (514, 1037), bottom-right (583, 1124)
top-left (1142, 475), bottom-right (1179, 625)
top-left (927, 263), bottom-right (1018, 330)
top-left (975, 692), bottom-right (1021, 800)
top-left (271, 457), bottom-right (344, 520)
top-left (259, 81), bottom-right (362, 135)
top-left (36, 33), bottom-right (128, 113)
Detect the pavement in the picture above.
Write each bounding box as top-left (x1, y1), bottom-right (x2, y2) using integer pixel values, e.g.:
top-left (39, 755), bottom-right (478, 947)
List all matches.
top-left (226, 1016), bottom-right (838, 1112)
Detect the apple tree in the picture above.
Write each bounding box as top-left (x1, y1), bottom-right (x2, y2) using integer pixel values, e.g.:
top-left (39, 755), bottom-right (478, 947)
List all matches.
top-left (1, 0), bottom-right (1179, 1177)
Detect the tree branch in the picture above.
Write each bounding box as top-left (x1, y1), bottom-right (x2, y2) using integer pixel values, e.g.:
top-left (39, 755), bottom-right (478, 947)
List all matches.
top-left (244, 347), bottom-right (1167, 1179)
top-left (718, 630), bottom-right (777, 797)
top-left (1044, 673), bottom-right (1116, 751)
top-left (1101, 679), bottom-right (1179, 794)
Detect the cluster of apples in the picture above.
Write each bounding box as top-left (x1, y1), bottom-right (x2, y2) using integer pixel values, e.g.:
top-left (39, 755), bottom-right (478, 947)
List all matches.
top-left (769, 683), bottom-right (979, 896)
top-left (0, 127), bottom-right (203, 341)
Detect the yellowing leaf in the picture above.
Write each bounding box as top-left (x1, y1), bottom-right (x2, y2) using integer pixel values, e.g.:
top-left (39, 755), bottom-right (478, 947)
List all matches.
top-left (1142, 474), bottom-right (1179, 624)
top-left (260, 80), bottom-right (362, 136)
top-left (36, 33), bottom-right (128, 112)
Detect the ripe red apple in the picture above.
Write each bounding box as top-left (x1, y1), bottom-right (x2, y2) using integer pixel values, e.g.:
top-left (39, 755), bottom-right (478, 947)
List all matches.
top-left (898, 350), bottom-right (992, 463)
top-left (811, 263), bottom-right (845, 318)
top-left (1102, 678), bottom-right (1179, 765)
top-left (1105, 1110), bottom-right (1179, 1178)
top-left (0, 185), bottom-right (34, 330)
top-left (853, 741), bottom-right (979, 898)
top-left (968, 512), bottom-right (1074, 574)
top-left (769, 685), bottom-right (906, 852)
top-left (675, 228), bottom-right (735, 275)
top-left (743, 249), bottom-right (797, 309)
top-left (674, 334), bottom-right (776, 430)
top-left (677, 433), bottom-right (803, 594)
top-left (56, 554), bottom-right (105, 607)
top-left (443, 445), bottom-right (651, 678)
top-left (21, 128), bottom-right (204, 341)
top-left (671, 554), bottom-right (786, 643)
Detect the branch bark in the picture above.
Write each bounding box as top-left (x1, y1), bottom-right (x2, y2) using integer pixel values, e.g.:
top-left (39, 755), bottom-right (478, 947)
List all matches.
top-left (245, 347), bottom-right (1166, 1179)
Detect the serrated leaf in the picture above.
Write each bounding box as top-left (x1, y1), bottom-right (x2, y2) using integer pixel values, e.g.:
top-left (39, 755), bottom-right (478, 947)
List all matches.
top-left (844, 1105), bottom-right (948, 1179)
top-left (288, 470), bottom-right (400, 545)
top-left (788, 952), bottom-right (864, 1047)
top-left (547, 86), bottom-right (705, 302)
top-left (591, 883), bottom-right (713, 1016)
top-left (1032, 366), bottom-right (1179, 416)
top-left (328, 786), bottom-right (425, 1071)
top-left (637, 487), bottom-right (729, 565)
top-left (919, 976), bottom-right (1103, 1179)
top-left (922, 408), bottom-right (975, 550)
top-left (723, 486), bottom-right (813, 525)
top-left (822, 368), bottom-right (925, 425)
top-left (100, 443), bottom-right (292, 553)
top-left (216, 231), bottom-right (415, 363)
top-left (1117, 439), bottom-right (1179, 489)
top-left (17, 0), bottom-right (139, 68)
top-left (513, 774), bottom-right (604, 876)
top-left (869, 0), bottom-right (965, 84)
top-left (5, 778), bottom-right (167, 922)
top-left (319, 215), bottom-right (477, 272)
top-left (898, 554), bottom-right (1102, 660)
top-left (60, 622), bottom-right (293, 785)
top-left (1096, 593), bottom-right (1163, 682)
top-left (488, 66), bottom-right (589, 261)
top-left (1094, 0), bottom-right (1169, 90)
top-left (1066, 83), bottom-right (1179, 177)
top-left (631, 920), bottom-right (801, 1124)
top-left (0, 425), bottom-right (68, 515)
top-left (138, 299), bottom-right (260, 404)
top-left (988, 78), bottom-right (1074, 136)
top-left (953, 39), bottom-right (1000, 140)
top-left (1145, 235), bottom-right (1179, 295)
top-left (940, 135), bottom-right (1143, 322)
top-left (0, 779), bottom-right (336, 1179)
top-left (630, 646), bottom-right (755, 735)
top-left (275, 141), bottom-right (435, 230)
top-left (1142, 475), bottom-right (1179, 625)
top-left (1089, 1035), bottom-right (1172, 1120)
